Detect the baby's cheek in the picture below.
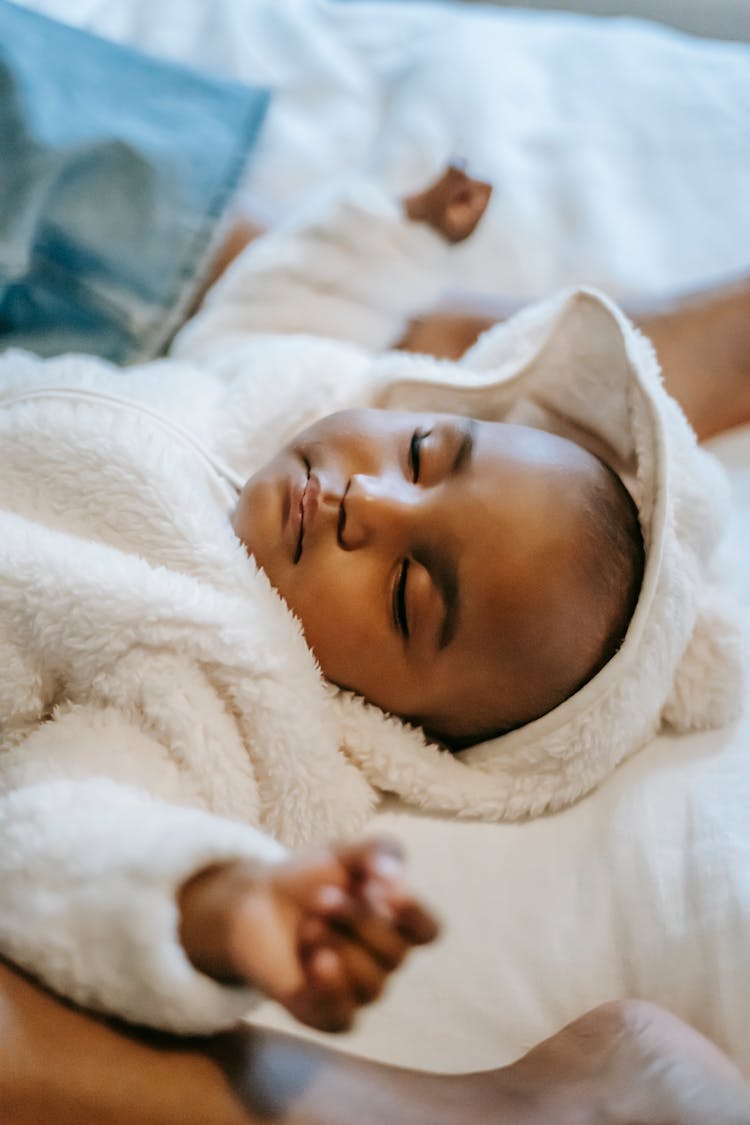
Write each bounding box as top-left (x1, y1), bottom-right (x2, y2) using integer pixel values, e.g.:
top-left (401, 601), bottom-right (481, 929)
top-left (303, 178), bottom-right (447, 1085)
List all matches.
top-left (233, 480), bottom-right (274, 561)
top-left (299, 591), bottom-right (376, 690)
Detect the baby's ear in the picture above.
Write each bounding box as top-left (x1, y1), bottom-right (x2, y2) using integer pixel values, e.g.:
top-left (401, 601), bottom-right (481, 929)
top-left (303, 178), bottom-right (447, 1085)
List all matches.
top-left (661, 591), bottom-right (745, 732)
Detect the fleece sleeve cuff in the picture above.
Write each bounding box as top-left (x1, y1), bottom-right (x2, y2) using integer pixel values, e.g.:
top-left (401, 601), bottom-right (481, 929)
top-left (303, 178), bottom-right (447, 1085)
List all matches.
top-left (172, 177), bottom-right (451, 359)
top-left (0, 778), bottom-right (287, 1034)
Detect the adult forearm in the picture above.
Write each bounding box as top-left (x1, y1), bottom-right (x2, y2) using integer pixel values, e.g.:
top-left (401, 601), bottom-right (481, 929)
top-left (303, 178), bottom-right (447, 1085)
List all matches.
top-left (0, 959), bottom-right (468, 1125)
top-left (398, 277), bottom-right (750, 441)
top-left (2, 960), bottom-right (749, 1125)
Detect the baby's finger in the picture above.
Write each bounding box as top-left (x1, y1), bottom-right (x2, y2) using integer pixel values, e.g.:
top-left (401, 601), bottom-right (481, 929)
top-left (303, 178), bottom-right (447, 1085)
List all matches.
top-left (331, 908), bottom-right (411, 970)
top-left (336, 839), bottom-right (409, 922)
top-left (272, 840), bottom-right (402, 920)
top-left (298, 946), bottom-right (357, 1033)
top-left (272, 849), bottom-right (351, 906)
top-left (335, 837), bottom-right (405, 886)
top-left (391, 898), bottom-right (440, 946)
top-left (298, 913), bottom-right (331, 955)
top-left (332, 893), bottom-right (439, 964)
top-left (334, 938), bottom-right (390, 1006)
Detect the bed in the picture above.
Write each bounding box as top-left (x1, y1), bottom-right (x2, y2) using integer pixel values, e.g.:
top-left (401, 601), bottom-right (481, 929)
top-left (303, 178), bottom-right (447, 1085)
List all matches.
top-left (10, 0), bottom-right (750, 1072)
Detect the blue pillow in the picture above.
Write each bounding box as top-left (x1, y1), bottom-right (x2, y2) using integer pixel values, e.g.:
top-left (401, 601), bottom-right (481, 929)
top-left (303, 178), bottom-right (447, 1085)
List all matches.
top-left (0, 0), bottom-right (270, 362)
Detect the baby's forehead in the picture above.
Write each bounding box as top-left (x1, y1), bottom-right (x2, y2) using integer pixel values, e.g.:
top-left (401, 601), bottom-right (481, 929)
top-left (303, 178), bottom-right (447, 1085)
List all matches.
top-left (460, 505), bottom-right (583, 631)
top-left (456, 455), bottom-right (593, 614)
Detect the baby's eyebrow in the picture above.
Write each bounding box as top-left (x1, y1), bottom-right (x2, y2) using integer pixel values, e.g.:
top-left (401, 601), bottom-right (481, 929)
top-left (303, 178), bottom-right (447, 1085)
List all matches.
top-left (412, 542), bottom-right (458, 651)
top-left (432, 419), bottom-right (474, 649)
top-left (414, 419), bottom-right (473, 652)
top-left (437, 559), bottom-right (459, 649)
top-left (450, 417), bottom-right (476, 477)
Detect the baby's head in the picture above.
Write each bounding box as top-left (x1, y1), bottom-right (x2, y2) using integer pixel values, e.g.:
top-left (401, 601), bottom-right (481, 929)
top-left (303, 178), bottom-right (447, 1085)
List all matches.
top-left (232, 409), bottom-right (643, 745)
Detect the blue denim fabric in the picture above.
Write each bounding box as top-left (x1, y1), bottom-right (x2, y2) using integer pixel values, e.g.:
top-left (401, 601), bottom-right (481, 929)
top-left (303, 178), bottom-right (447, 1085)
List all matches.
top-left (0, 1), bottom-right (270, 362)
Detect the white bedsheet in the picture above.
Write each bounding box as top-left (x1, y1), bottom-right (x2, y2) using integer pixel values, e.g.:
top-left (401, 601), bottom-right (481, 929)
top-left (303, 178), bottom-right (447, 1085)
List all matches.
top-left (16, 0), bottom-right (750, 301)
top-left (13, 0), bottom-right (750, 1068)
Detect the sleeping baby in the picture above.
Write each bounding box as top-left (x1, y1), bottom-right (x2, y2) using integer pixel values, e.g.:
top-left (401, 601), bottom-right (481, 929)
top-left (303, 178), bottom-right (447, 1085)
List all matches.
top-left (0, 170), bottom-right (742, 1040)
top-left (233, 408), bottom-right (642, 745)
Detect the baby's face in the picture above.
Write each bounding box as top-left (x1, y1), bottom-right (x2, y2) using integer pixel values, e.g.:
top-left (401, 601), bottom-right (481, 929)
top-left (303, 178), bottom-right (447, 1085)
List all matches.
top-left (232, 409), bottom-right (608, 742)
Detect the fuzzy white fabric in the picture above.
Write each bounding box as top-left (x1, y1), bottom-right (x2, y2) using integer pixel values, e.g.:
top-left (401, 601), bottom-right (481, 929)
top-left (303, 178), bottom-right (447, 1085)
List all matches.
top-left (0, 180), bottom-right (742, 1032)
top-left (346, 289), bottom-right (745, 819)
top-left (177, 179), bottom-right (744, 819)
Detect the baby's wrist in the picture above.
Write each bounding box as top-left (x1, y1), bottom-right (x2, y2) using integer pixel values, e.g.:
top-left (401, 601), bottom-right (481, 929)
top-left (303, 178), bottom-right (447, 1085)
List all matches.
top-left (177, 859), bottom-right (266, 983)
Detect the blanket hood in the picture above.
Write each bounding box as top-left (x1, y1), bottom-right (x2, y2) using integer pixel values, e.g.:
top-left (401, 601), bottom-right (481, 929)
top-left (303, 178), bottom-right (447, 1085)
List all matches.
top-left (2, 288), bottom-right (742, 830)
top-left (333, 288), bottom-right (744, 819)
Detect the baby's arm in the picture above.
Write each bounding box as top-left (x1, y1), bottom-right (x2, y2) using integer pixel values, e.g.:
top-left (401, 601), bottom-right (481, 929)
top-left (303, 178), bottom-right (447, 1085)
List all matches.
top-left (171, 167), bottom-right (491, 362)
top-left (0, 711), bottom-right (274, 1035)
top-left (0, 705), bottom-right (435, 1036)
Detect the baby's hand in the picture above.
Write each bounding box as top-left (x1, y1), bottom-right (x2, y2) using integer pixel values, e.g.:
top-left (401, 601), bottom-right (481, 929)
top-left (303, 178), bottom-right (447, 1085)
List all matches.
top-left (178, 839), bottom-right (438, 1032)
top-left (403, 164), bottom-right (492, 243)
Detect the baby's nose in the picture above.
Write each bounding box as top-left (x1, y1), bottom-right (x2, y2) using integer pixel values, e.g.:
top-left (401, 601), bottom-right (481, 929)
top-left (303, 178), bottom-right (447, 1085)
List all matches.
top-left (340, 473), bottom-right (416, 551)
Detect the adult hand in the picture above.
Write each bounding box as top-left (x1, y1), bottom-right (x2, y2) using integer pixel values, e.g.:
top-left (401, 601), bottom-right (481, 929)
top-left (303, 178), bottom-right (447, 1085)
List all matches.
top-left (504, 999), bottom-right (750, 1125)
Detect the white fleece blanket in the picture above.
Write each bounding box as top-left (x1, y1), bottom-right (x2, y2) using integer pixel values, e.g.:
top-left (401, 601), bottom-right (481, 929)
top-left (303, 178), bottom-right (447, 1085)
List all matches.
top-left (1, 174), bottom-right (747, 1064)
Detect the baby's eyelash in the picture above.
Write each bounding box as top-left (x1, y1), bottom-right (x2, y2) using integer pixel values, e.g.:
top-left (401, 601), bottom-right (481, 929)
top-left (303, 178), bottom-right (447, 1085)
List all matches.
top-left (409, 429), bottom-right (429, 482)
top-left (392, 559), bottom-right (410, 638)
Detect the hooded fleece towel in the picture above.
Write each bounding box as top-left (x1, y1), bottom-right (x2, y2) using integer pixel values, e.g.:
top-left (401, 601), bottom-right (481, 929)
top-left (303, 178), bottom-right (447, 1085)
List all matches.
top-left (0, 178), bottom-right (743, 1033)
